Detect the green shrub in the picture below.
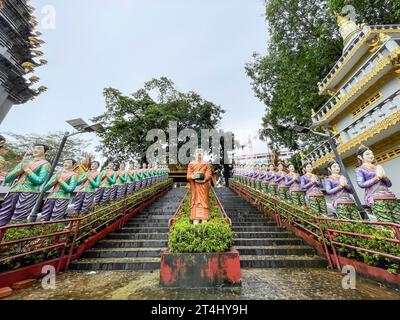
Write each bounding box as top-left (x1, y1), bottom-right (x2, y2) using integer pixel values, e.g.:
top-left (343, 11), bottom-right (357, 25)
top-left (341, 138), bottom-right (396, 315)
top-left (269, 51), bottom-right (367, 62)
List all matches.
top-left (168, 191), bottom-right (234, 253)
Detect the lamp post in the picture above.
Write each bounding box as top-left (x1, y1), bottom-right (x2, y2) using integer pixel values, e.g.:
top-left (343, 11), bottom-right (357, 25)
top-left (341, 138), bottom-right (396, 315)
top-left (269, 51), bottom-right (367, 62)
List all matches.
top-left (293, 125), bottom-right (369, 220)
top-left (28, 119), bottom-right (102, 222)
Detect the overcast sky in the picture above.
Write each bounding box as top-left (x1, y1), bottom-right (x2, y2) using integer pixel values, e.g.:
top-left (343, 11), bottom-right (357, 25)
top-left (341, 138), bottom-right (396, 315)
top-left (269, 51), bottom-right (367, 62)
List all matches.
top-left (2, 0), bottom-right (269, 154)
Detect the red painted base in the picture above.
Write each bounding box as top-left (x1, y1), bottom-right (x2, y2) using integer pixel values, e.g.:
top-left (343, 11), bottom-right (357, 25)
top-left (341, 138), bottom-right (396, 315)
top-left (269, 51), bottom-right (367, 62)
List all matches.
top-left (160, 248), bottom-right (241, 288)
top-left (333, 255), bottom-right (400, 289)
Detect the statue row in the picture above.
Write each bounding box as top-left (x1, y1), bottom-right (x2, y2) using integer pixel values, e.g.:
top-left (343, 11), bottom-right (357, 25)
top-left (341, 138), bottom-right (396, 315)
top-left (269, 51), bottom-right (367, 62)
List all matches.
top-left (232, 146), bottom-right (400, 224)
top-left (0, 143), bottom-right (170, 227)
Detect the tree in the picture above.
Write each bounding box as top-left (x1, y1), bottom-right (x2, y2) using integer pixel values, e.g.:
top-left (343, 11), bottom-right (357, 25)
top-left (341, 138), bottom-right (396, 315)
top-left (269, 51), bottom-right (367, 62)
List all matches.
top-left (2, 131), bottom-right (91, 169)
top-left (246, 0), bottom-right (400, 153)
top-left (92, 77), bottom-right (225, 163)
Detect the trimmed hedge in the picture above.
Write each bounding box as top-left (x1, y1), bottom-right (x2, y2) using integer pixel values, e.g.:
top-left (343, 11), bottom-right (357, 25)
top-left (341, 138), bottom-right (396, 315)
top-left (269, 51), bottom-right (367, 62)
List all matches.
top-left (168, 191), bottom-right (234, 253)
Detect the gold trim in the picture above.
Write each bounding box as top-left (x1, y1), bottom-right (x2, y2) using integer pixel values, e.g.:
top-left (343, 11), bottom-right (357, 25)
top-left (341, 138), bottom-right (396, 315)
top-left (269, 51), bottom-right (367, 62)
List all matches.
top-left (318, 48), bottom-right (400, 123)
top-left (319, 28), bottom-right (400, 94)
top-left (312, 110), bottom-right (400, 168)
top-left (375, 145), bottom-right (400, 164)
top-left (352, 91), bottom-right (383, 118)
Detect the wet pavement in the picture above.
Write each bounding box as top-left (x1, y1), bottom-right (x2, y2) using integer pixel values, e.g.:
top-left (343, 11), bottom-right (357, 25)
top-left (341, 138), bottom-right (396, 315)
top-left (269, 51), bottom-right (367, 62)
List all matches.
top-left (4, 268), bottom-right (400, 300)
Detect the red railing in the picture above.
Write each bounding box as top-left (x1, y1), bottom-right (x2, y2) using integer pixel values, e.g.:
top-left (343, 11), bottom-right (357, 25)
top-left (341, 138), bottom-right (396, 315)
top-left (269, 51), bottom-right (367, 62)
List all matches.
top-left (0, 179), bottom-right (173, 277)
top-left (229, 179), bottom-right (400, 271)
top-left (168, 188), bottom-right (189, 230)
top-left (212, 188), bottom-right (232, 226)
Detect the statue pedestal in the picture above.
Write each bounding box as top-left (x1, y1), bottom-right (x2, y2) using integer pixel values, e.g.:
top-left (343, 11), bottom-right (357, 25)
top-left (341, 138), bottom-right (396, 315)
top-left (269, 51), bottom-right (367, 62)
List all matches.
top-left (159, 248), bottom-right (241, 288)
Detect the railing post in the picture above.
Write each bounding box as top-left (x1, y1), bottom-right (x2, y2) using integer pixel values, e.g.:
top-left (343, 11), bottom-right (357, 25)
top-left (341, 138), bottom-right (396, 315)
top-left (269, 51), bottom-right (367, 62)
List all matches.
top-left (66, 218), bottom-right (81, 270)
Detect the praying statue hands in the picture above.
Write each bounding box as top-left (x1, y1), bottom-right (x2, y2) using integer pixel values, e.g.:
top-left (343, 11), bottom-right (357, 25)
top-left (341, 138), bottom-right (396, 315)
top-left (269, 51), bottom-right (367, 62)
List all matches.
top-left (20, 154), bottom-right (31, 172)
top-left (339, 175), bottom-right (348, 188)
top-left (376, 165), bottom-right (386, 179)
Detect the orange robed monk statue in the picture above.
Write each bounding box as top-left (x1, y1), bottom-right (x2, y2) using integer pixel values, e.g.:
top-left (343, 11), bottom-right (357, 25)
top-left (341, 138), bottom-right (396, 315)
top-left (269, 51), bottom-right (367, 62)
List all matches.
top-left (187, 148), bottom-right (212, 225)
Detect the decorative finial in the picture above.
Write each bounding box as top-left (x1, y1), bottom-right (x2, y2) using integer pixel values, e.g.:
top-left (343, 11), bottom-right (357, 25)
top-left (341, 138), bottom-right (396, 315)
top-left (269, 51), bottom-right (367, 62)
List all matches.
top-left (334, 10), bottom-right (362, 49)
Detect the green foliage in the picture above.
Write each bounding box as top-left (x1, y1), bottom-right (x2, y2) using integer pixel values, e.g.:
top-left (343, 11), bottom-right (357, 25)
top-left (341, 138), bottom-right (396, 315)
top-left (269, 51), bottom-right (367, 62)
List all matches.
top-left (92, 77), bottom-right (225, 161)
top-left (327, 221), bottom-right (400, 272)
top-left (246, 0), bottom-right (400, 151)
top-left (1, 131), bottom-right (91, 169)
top-left (168, 191), bottom-right (234, 253)
top-left (0, 223), bottom-right (65, 272)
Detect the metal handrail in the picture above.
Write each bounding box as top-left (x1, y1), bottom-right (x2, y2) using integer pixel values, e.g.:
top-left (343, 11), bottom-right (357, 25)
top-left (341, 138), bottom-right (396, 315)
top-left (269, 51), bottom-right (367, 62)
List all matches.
top-left (0, 179), bottom-right (173, 273)
top-left (230, 179), bottom-right (400, 271)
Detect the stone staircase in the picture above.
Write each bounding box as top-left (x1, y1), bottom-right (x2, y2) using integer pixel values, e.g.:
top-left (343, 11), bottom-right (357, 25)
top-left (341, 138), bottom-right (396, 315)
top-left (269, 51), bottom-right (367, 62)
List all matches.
top-left (69, 188), bottom-right (187, 271)
top-left (215, 188), bottom-right (327, 268)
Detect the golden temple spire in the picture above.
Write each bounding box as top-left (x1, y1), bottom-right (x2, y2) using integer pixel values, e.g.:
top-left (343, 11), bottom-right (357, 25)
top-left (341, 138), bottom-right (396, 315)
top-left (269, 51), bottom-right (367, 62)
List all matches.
top-left (335, 12), bottom-right (362, 49)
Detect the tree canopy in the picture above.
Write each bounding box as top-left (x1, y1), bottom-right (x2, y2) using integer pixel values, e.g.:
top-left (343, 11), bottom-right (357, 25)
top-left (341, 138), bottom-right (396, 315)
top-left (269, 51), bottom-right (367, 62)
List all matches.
top-left (92, 77), bottom-right (225, 162)
top-left (1, 131), bottom-right (91, 170)
top-left (246, 0), bottom-right (400, 152)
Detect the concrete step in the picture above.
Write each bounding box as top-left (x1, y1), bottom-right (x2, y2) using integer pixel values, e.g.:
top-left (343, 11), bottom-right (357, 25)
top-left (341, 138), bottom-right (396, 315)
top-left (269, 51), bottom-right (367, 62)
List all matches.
top-left (236, 245), bottom-right (315, 256)
top-left (107, 233), bottom-right (168, 240)
top-left (234, 231), bottom-right (293, 239)
top-left (115, 227), bottom-right (169, 233)
top-left (239, 255), bottom-right (327, 268)
top-left (234, 238), bottom-right (304, 246)
top-left (232, 226), bottom-right (284, 232)
top-left (96, 239), bottom-right (168, 248)
top-left (69, 257), bottom-right (161, 270)
top-left (81, 247), bottom-right (164, 258)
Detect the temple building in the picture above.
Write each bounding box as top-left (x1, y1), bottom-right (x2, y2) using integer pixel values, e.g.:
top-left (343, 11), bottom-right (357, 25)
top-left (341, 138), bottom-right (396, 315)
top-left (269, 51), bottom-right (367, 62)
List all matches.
top-left (0, 0), bottom-right (47, 123)
top-left (304, 14), bottom-right (400, 198)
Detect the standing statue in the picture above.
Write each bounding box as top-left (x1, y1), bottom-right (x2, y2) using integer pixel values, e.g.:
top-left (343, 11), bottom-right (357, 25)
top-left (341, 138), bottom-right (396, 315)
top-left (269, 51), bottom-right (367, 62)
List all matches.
top-left (355, 146), bottom-right (400, 223)
top-left (126, 163), bottom-right (137, 194)
top-left (267, 164), bottom-right (277, 196)
top-left (285, 164), bottom-right (305, 206)
top-left (40, 159), bottom-right (78, 221)
top-left (0, 135), bottom-right (7, 180)
top-left (74, 160), bottom-right (101, 215)
top-left (256, 164), bottom-right (267, 192)
top-left (134, 164), bottom-right (142, 192)
top-left (187, 149), bottom-right (212, 225)
top-left (261, 165), bottom-right (269, 193)
top-left (94, 162), bottom-right (116, 205)
top-left (113, 162), bottom-right (128, 200)
top-left (141, 163), bottom-right (148, 189)
top-left (0, 143), bottom-right (51, 226)
top-left (251, 165), bottom-right (260, 190)
top-left (324, 161), bottom-right (361, 220)
top-left (300, 163), bottom-right (328, 216)
top-left (275, 162), bottom-right (289, 200)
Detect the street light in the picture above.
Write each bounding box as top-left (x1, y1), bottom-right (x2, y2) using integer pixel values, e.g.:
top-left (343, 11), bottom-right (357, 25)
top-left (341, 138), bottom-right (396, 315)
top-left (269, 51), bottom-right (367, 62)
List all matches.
top-left (28, 118), bottom-right (103, 222)
top-left (293, 125), bottom-right (369, 220)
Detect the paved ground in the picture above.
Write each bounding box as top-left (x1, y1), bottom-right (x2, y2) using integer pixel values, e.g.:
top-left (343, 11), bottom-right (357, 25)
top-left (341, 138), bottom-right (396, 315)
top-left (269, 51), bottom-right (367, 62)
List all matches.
top-left (4, 268), bottom-right (400, 300)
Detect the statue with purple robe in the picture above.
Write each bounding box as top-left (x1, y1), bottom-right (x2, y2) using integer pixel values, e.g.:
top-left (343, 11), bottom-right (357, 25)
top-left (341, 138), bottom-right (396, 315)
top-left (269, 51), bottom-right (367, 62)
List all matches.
top-left (0, 143), bottom-right (51, 226)
top-left (284, 164), bottom-right (306, 206)
top-left (126, 163), bottom-right (137, 194)
top-left (40, 159), bottom-right (78, 221)
top-left (274, 162), bottom-right (288, 200)
top-left (134, 164), bottom-right (142, 192)
top-left (74, 160), bottom-right (101, 215)
top-left (267, 164), bottom-right (277, 196)
top-left (324, 161), bottom-right (361, 220)
top-left (355, 146), bottom-right (399, 223)
top-left (300, 163), bottom-right (327, 216)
